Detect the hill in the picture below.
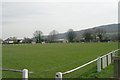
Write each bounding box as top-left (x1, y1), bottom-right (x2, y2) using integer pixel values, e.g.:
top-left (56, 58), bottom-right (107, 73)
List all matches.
top-left (55, 23), bottom-right (118, 39)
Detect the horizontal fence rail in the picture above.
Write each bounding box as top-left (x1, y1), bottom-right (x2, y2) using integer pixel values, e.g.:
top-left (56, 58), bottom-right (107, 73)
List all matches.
top-left (62, 58), bottom-right (98, 75)
top-left (0, 68), bottom-right (29, 80)
top-left (56, 49), bottom-right (120, 80)
top-left (0, 68), bottom-right (33, 73)
top-left (0, 68), bottom-right (23, 72)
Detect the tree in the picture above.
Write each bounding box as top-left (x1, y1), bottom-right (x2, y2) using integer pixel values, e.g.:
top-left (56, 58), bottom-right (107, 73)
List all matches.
top-left (83, 30), bottom-right (93, 42)
top-left (48, 30), bottom-right (58, 42)
top-left (110, 34), bottom-right (118, 41)
top-left (67, 29), bottom-right (76, 42)
top-left (33, 30), bottom-right (43, 43)
top-left (94, 28), bottom-right (106, 42)
top-left (23, 37), bottom-right (32, 43)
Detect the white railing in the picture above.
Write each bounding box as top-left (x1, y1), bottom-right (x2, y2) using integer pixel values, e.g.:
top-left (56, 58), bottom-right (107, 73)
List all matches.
top-left (55, 49), bottom-right (120, 80)
top-left (0, 68), bottom-right (29, 79)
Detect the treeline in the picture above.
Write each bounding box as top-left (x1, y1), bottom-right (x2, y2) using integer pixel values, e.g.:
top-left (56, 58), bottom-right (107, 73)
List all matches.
top-left (31, 28), bottom-right (118, 43)
top-left (1, 27), bottom-right (119, 44)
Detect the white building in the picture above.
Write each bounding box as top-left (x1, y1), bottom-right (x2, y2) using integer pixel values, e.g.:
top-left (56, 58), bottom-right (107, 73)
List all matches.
top-left (55, 39), bottom-right (68, 43)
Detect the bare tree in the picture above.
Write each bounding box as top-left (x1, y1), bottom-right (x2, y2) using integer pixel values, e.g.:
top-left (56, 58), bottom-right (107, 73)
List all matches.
top-left (67, 29), bottom-right (76, 42)
top-left (33, 30), bottom-right (43, 43)
top-left (48, 30), bottom-right (58, 42)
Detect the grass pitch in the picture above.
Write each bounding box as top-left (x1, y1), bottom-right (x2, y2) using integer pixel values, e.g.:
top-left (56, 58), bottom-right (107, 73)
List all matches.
top-left (2, 42), bottom-right (118, 78)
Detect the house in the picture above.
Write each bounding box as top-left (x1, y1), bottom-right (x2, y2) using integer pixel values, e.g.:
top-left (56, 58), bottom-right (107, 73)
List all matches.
top-left (31, 38), bottom-right (36, 44)
top-left (3, 38), bottom-right (14, 44)
top-left (55, 39), bottom-right (68, 43)
top-left (19, 39), bottom-right (24, 43)
top-left (3, 38), bottom-right (22, 44)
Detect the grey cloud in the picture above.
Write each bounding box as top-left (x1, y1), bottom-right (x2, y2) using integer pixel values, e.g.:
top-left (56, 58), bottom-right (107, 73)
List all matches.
top-left (2, 2), bottom-right (118, 39)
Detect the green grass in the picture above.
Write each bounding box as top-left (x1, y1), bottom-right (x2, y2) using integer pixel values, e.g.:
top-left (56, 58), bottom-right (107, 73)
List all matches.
top-left (80, 63), bottom-right (114, 78)
top-left (96, 64), bottom-right (114, 78)
top-left (2, 42), bottom-right (118, 78)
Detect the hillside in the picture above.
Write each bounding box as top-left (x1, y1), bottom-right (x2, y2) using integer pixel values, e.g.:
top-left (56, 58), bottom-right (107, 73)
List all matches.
top-left (95, 24), bottom-right (118, 33)
top-left (55, 23), bottom-right (118, 39)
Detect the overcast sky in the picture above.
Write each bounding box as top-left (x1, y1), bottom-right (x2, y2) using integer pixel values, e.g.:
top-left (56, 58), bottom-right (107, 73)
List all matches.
top-left (1, 0), bottom-right (119, 39)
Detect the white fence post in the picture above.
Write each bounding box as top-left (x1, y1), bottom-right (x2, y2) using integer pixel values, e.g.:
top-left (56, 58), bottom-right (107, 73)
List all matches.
top-left (102, 56), bottom-right (107, 69)
top-left (97, 57), bottom-right (101, 72)
top-left (112, 50), bottom-right (115, 57)
top-left (55, 72), bottom-right (62, 80)
top-left (108, 54), bottom-right (112, 65)
top-left (111, 50), bottom-right (116, 63)
top-left (22, 69), bottom-right (28, 80)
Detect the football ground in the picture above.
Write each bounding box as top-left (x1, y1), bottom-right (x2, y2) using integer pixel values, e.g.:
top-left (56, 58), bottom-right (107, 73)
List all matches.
top-left (2, 42), bottom-right (118, 78)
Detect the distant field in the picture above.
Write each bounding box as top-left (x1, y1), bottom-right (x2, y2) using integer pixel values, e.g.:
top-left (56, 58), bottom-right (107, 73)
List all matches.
top-left (2, 42), bottom-right (118, 78)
